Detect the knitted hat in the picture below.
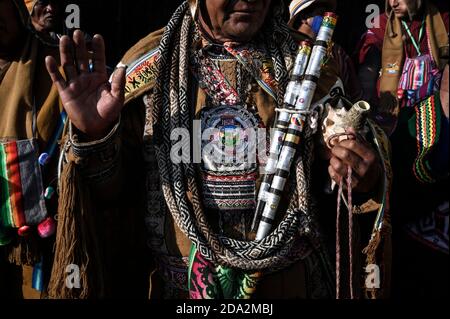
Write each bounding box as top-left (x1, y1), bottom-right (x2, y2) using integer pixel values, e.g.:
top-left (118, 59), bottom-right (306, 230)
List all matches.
top-left (23, 0), bottom-right (38, 15)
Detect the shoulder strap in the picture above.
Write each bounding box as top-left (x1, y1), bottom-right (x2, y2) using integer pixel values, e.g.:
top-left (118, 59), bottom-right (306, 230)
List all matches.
top-left (379, 12), bottom-right (404, 115)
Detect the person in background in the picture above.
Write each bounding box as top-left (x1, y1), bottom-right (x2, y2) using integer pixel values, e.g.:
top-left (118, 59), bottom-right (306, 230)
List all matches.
top-left (0, 0), bottom-right (63, 299)
top-left (357, 0), bottom-right (448, 134)
top-left (358, 0), bottom-right (449, 299)
top-left (25, 0), bottom-right (63, 44)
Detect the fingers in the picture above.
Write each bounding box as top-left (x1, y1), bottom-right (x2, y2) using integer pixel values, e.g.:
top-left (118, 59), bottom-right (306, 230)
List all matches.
top-left (328, 164), bottom-right (342, 185)
top-left (330, 156), bottom-right (348, 179)
top-left (73, 30), bottom-right (89, 73)
top-left (92, 34), bottom-right (107, 75)
top-left (345, 127), bottom-right (357, 136)
top-left (331, 143), bottom-right (365, 174)
top-left (331, 137), bottom-right (378, 175)
top-left (329, 136), bottom-right (382, 192)
top-left (60, 35), bottom-right (77, 81)
top-left (338, 137), bottom-right (375, 161)
top-left (60, 31), bottom-right (92, 80)
top-left (329, 158), bottom-right (361, 188)
top-left (45, 56), bottom-right (67, 92)
top-left (111, 67), bottom-right (126, 101)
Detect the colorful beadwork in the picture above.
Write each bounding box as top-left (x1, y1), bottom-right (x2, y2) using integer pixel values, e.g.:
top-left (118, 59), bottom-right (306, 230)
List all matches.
top-left (190, 49), bottom-right (241, 106)
top-left (124, 48), bottom-right (160, 98)
top-left (201, 106), bottom-right (261, 211)
top-left (223, 43), bottom-right (277, 100)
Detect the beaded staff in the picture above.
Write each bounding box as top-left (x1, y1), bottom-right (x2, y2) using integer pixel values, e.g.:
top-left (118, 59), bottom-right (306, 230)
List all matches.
top-left (253, 13), bottom-right (338, 240)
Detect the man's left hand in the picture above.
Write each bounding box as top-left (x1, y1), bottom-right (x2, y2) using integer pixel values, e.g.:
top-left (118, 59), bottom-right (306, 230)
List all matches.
top-left (328, 132), bottom-right (382, 193)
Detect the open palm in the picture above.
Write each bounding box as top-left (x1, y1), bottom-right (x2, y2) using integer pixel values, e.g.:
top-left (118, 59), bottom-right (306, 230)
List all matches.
top-left (46, 30), bottom-right (126, 139)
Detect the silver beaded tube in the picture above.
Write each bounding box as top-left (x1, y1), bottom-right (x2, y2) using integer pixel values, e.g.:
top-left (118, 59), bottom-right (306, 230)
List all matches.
top-left (251, 40), bottom-right (312, 232)
top-left (254, 13), bottom-right (339, 240)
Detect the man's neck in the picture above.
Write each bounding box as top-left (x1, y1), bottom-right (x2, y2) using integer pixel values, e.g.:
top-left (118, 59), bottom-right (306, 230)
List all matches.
top-left (198, 13), bottom-right (232, 44)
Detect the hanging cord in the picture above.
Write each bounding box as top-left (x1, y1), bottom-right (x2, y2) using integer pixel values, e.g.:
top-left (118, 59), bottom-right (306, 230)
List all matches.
top-left (336, 177), bottom-right (342, 299)
top-left (335, 133), bottom-right (356, 299)
top-left (347, 165), bottom-right (354, 299)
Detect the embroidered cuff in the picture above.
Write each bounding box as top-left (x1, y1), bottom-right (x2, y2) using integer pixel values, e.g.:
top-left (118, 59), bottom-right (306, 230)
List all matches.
top-left (66, 118), bottom-right (121, 183)
top-left (69, 118), bottom-right (121, 158)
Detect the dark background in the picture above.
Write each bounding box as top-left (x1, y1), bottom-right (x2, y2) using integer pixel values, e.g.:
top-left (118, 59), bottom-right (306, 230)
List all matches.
top-left (63, 0), bottom-right (447, 65)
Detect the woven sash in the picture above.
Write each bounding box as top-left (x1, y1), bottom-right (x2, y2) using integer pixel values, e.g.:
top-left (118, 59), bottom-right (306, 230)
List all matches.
top-left (0, 139), bottom-right (47, 232)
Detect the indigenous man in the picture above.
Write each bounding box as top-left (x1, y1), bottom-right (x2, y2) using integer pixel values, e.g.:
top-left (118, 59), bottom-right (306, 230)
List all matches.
top-left (0, 0), bottom-right (62, 299)
top-left (25, 0), bottom-right (63, 44)
top-left (46, 0), bottom-right (391, 299)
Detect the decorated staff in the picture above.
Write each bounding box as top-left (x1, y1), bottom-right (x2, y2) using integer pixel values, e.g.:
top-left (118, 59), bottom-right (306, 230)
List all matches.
top-left (251, 39), bottom-right (312, 232)
top-left (253, 12), bottom-right (338, 240)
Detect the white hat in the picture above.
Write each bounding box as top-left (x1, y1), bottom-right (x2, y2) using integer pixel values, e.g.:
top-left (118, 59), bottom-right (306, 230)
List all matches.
top-left (288, 0), bottom-right (337, 26)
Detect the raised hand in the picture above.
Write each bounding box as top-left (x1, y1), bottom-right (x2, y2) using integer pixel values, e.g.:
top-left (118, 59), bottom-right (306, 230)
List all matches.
top-left (45, 30), bottom-right (126, 139)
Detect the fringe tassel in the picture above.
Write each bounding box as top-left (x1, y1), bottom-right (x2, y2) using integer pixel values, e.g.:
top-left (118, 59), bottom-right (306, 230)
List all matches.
top-left (363, 231), bottom-right (381, 265)
top-left (47, 148), bottom-right (104, 299)
top-left (5, 235), bottom-right (41, 266)
top-left (362, 230), bottom-right (382, 299)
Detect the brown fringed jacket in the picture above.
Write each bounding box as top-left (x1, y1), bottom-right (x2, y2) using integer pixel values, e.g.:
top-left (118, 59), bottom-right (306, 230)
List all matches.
top-left (49, 1), bottom-right (392, 300)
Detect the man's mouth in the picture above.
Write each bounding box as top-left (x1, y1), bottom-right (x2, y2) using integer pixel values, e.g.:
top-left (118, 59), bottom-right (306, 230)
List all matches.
top-left (44, 14), bottom-right (54, 21)
top-left (230, 10), bottom-right (256, 18)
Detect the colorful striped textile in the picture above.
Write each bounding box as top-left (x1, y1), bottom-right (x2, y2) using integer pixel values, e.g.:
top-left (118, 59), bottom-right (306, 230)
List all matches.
top-left (188, 245), bottom-right (259, 299)
top-left (412, 94), bottom-right (441, 183)
top-left (398, 55), bottom-right (432, 91)
top-left (0, 139), bottom-right (47, 233)
top-left (122, 47), bottom-right (160, 101)
top-left (398, 54), bottom-right (439, 108)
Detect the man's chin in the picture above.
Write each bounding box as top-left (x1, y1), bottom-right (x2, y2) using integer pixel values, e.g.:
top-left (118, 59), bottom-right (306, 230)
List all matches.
top-left (226, 24), bottom-right (260, 42)
top-left (393, 12), bottom-right (407, 19)
top-left (43, 22), bottom-right (55, 31)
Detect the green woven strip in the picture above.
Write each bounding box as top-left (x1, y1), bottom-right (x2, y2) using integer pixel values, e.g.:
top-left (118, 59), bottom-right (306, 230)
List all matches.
top-left (0, 144), bottom-right (13, 228)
